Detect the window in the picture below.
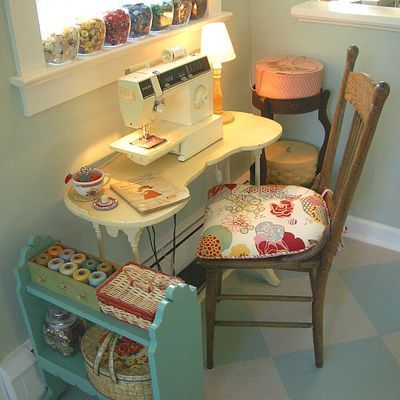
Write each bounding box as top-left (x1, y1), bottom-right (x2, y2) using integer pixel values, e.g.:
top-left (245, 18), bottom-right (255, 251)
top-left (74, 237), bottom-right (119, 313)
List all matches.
top-left (4, 0), bottom-right (231, 116)
top-left (291, 0), bottom-right (400, 33)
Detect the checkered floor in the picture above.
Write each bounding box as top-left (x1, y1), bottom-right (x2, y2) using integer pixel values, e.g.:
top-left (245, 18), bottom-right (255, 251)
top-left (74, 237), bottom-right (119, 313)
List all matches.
top-left (62, 238), bottom-right (400, 400)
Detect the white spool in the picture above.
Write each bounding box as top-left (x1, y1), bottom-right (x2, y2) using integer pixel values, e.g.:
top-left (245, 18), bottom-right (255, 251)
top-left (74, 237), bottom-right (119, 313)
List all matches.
top-left (161, 46), bottom-right (186, 63)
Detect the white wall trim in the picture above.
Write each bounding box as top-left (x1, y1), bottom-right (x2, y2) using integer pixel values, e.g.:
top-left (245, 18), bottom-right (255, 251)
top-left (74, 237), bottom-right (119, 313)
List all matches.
top-left (291, 1), bottom-right (400, 32)
top-left (345, 215), bottom-right (400, 253)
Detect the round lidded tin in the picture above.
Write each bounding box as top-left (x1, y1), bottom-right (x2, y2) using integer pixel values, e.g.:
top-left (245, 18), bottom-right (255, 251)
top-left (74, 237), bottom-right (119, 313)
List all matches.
top-left (255, 56), bottom-right (324, 99)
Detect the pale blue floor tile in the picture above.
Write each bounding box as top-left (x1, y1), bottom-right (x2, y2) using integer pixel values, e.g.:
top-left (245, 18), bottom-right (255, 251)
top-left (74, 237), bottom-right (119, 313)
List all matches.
top-left (274, 336), bottom-right (400, 400)
top-left (204, 357), bottom-right (289, 400)
top-left (212, 285), bottom-right (270, 366)
top-left (383, 331), bottom-right (400, 364)
top-left (339, 262), bottom-right (400, 334)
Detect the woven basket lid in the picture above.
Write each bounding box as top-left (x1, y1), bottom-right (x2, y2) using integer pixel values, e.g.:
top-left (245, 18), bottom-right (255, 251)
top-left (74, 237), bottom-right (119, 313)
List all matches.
top-left (266, 140), bottom-right (318, 171)
top-left (81, 325), bottom-right (151, 380)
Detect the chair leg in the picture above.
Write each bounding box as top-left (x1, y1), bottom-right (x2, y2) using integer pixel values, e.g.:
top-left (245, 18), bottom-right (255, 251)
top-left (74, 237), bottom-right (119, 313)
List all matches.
top-left (312, 268), bottom-right (329, 368)
top-left (206, 269), bottom-right (219, 369)
top-left (216, 270), bottom-right (223, 297)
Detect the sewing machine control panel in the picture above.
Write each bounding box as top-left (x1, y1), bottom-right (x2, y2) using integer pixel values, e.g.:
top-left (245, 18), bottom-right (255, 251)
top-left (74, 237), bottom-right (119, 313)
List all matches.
top-left (157, 56), bottom-right (210, 91)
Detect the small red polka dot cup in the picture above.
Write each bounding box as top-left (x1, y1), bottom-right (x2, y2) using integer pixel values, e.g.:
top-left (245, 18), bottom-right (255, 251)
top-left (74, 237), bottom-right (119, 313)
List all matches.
top-left (71, 168), bottom-right (110, 198)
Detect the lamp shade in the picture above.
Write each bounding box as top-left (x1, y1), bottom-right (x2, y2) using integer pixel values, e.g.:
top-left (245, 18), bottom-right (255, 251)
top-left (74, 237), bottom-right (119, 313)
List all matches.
top-left (201, 22), bottom-right (236, 67)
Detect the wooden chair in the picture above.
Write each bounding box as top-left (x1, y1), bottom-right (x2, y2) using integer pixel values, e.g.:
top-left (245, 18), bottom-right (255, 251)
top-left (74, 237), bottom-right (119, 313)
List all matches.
top-left (196, 46), bottom-right (390, 369)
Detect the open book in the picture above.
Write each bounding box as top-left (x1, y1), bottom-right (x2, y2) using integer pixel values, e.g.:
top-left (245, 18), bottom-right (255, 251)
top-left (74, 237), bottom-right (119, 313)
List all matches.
top-left (110, 172), bottom-right (190, 214)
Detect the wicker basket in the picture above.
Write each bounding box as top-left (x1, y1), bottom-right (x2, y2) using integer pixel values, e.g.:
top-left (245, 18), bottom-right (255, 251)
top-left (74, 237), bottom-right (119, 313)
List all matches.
top-left (266, 140), bottom-right (318, 187)
top-left (96, 263), bottom-right (183, 330)
top-left (81, 325), bottom-right (152, 400)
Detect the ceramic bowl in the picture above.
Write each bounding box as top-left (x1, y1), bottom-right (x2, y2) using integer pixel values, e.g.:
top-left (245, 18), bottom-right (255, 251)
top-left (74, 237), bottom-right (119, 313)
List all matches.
top-left (72, 168), bottom-right (110, 198)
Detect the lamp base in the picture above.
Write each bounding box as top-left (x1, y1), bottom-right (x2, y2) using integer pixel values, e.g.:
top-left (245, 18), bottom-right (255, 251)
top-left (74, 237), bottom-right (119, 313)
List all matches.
top-left (221, 111), bottom-right (235, 125)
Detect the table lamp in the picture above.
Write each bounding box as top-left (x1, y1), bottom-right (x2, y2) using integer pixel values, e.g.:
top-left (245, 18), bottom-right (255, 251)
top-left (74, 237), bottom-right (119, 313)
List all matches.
top-left (201, 22), bottom-right (236, 124)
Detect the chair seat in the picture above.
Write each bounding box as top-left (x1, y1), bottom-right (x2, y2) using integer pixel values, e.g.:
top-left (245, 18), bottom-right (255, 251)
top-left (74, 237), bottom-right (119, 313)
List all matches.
top-left (197, 184), bottom-right (329, 259)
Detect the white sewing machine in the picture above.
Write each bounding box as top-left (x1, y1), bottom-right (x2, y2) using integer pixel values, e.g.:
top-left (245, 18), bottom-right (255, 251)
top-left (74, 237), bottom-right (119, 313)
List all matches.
top-left (110, 53), bottom-right (223, 165)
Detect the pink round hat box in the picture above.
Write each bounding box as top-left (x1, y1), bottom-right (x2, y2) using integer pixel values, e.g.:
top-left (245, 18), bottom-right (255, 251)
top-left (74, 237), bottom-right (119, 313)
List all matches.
top-left (255, 56), bottom-right (324, 99)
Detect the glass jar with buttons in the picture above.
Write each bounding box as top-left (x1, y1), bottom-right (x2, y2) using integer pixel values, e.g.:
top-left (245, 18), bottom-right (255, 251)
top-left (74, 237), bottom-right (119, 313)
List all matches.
top-left (37, 0), bottom-right (80, 65)
top-left (172, 0), bottom-right (192, 25)
top-left (190, 0), bottom-right (208, 20)
top-left (123, 2), bottom-right (153, 39)
top-left (75, 1), bottom-right (106, 55)
top-left (102, 1), bottom-right (131, 46)
top-left (149, 0), bottom-right (174, 32)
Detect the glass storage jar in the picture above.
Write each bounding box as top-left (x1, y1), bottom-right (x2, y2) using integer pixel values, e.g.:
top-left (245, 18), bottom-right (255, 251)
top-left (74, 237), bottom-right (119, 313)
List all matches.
top-left (37, 0), bottom-right (79, 65)
top-left (123, 3), bottom-right (153, 39)
top-left (76, 4), bottom-right (106, 55)
top-left (42, 306), bottom-right (86, 357)
top-left (190, 0), bottom-right (207, 20)
top-left (102, 3), bottom-right (131, 46)
top-left (172, 0), bottom-right (192, 25)
top-left (149, 0), bottom-right (174, 32)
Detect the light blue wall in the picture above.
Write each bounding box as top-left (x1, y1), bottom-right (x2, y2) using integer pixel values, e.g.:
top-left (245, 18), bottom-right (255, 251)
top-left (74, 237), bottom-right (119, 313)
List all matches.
top-left (0, 0), bottom-right (249, 360)
top-left (1, 0), bottom-right (398, 361)
top-left (251, 0), bottom-right (400, 227)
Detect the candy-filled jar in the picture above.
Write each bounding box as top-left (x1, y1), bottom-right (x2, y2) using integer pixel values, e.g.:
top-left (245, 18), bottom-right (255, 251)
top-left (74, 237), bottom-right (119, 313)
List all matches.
top-left (37, 1), bottom-right (79, 65)
top-left (172, 0), bottom-right (192, 25)
top-left (123, 3), bottom-right (153, 39)
top-left (103, 5), bottom-right (131, 46)
top-left (149, 0), bottom-right (174, 32)
top-left (190, 0), bottom-right (207, 20)
top-left (76, 6), bottom-right (106, 55)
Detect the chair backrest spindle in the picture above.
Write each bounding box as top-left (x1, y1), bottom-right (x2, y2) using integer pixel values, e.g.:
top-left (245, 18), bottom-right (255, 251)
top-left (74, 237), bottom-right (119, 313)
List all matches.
top-left (324, 74), bottom-right (390, 258)
top-left (315, 45), bottom-right (359, 193)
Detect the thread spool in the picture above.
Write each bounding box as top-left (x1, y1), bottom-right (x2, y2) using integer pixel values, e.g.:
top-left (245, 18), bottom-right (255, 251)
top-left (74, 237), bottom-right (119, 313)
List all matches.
top-left (97, 262), bottom-right (114, 277)
top-left (35, 253), bottom-right (52, 266)
top-left (70, 253), bottom-right (87, 266)
top-left (60, 262), bottom-right (78, 277)
top-left (89, 271), bottom-right (107, 287)
top-left (48, 258), bottom-right (65, 271)
top-left (72, 268), bottom-right (90, 284)
top-left (161, 46), bottom-right (186, 63)
top-left (83, 258), bottom-right (100, 272)
top-left (47, 245), bottom-right (63, 257)
top-left (59, 249), bottom-right (76, 262)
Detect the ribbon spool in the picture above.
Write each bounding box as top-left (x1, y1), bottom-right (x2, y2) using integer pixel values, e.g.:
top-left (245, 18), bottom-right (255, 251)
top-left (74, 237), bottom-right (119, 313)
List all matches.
top-left (97, 262), bottom-right (114, 277)
top-left (83, 258), bottom-right (100, 272)
top-left (70, 253), bottom-right (87, 266)
top-left (89, 271), bottom-right (107, 287)
top-left (48, 258), bottom-right (65, 271)
top-left (47, 245), bottom-right (63, 257)
top-left (35, 253), bottom-right (52, 266)
top-left (73, 268), bottom-right (90, 284)
top-left (59, 249), bottom-right (76, 262)
top-left (60, 262), bottom-right (78, 277)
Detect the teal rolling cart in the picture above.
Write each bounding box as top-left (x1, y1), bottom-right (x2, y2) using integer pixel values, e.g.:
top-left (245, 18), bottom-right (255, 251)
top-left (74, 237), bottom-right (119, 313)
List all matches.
top-left (14, 235), bottom-right (204, 400)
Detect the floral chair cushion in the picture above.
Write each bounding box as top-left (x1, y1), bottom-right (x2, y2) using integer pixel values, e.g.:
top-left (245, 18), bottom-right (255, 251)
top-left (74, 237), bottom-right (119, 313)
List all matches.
top-left (197, 184), bottom-right (329, 259)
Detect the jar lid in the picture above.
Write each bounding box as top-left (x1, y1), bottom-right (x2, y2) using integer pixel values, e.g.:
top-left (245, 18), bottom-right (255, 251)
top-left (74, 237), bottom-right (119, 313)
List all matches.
top-left (45, 306), bottom-right (78, 330)
top-left (266, 140), bottom-right (318, 170)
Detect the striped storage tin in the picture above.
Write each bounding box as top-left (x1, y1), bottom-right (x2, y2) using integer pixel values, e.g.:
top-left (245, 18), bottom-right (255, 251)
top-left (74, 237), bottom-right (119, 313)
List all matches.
top-left (255, 56), bottom-right (324, 99)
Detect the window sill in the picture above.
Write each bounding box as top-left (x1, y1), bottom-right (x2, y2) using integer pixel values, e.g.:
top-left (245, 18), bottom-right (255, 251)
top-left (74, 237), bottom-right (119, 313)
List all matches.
top-left (10, 11), bottom-right (232, 117)
top-left (291, 1), bottom-right (400, 31)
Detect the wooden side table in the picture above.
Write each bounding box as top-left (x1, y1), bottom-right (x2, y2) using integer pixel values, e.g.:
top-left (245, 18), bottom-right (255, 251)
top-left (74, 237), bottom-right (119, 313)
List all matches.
top-left (251, 89), bottom-right (331, 184)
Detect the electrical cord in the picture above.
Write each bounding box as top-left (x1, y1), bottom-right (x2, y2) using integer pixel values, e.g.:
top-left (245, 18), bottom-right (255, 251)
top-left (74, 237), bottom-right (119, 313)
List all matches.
top-left (147, 226), bottom-right (161, 271)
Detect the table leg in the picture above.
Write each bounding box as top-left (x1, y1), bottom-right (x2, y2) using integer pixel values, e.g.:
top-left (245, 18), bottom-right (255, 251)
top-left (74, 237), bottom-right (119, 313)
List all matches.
top-left (253, 149), bottom-right (262, 185)
top-left (126, 228), bottom-right (144, 263)
top-left (252, 150), bottom-right (281, 287)
top-left (92, 223), bottom-right (105, 259)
